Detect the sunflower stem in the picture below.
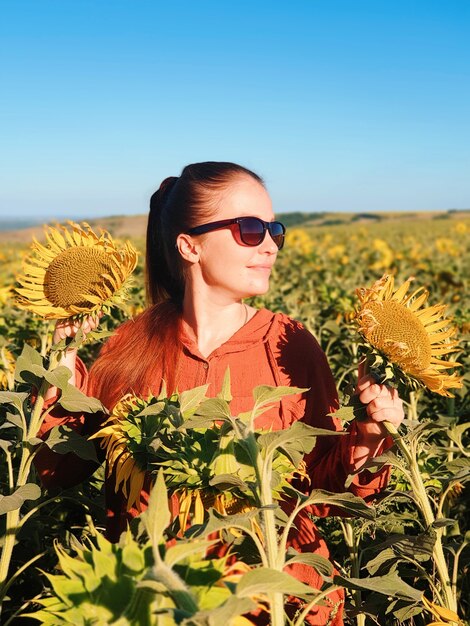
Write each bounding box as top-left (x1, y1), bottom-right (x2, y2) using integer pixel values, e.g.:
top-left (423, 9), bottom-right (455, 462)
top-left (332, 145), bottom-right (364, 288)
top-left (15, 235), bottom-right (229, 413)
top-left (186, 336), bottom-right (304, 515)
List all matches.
top-left (256, 449), bottom-right (285, 626)
top-left (383, 420), bottom-right (457, 614)
top-left (408, 391), bottom-right (419, 422)
top-left (0, 354), bottom-right (57, 611)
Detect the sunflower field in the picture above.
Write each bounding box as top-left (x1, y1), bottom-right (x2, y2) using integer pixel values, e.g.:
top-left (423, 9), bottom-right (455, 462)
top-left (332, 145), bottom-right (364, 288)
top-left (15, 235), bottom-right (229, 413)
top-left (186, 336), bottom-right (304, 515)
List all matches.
top-left (0, 212), bottom-right (469, 626)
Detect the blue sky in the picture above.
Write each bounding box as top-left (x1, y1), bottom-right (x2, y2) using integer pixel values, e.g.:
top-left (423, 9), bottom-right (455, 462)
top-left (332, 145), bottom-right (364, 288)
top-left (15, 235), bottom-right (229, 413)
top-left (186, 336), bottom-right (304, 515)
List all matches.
top-left (1, 0), bottom-right (469, 219)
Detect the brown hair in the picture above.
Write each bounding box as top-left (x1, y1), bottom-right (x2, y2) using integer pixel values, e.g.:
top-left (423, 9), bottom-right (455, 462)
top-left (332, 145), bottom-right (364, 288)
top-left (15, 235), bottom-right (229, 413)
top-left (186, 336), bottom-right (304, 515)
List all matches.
top-left (90, 162), bottom-right (264, 407)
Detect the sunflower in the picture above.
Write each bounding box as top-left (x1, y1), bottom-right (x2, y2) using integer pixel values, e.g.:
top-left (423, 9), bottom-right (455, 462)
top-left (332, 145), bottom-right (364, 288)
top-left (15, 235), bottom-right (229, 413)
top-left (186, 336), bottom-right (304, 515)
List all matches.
top-left (90, 394), bottom-right (147, 511)
top-left (15, 221), bottom-right (138, 319)
top-left (355, 275), bottom-right (462, 397)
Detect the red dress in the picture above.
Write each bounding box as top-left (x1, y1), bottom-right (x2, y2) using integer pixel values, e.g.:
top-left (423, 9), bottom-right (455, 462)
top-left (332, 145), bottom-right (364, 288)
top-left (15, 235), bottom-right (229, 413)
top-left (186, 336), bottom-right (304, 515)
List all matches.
top-left (36, 308), bottom-right (390, 625)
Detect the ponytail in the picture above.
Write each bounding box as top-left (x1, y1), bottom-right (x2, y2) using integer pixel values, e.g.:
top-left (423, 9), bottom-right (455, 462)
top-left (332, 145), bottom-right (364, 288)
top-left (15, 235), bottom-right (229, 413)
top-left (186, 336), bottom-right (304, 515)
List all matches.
top-left (146, 176), bottom-right (181, 305)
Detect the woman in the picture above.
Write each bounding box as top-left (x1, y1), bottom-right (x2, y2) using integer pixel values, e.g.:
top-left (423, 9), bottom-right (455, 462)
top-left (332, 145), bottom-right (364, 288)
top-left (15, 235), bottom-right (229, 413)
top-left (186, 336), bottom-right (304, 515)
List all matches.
top-left (37, 162), bottom-right (404, 624)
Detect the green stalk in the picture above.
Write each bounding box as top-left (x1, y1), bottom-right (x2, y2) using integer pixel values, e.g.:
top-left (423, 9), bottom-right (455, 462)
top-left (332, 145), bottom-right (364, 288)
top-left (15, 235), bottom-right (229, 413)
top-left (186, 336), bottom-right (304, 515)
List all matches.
top-left (151, 563), bottom-right (199, 615)
top-left (340, 519), bottom-right (365, 626)
top-left (383, 420), bottom-right (457, 614)
top-left (252, 442), bottom-right (284, 626)
top-left (0, 352), bottom-right (59, 610)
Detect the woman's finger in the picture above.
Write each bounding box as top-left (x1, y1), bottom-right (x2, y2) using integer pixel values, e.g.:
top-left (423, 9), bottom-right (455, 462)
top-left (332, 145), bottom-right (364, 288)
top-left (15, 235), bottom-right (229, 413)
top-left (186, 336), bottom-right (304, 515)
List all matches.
top-left (359, 382), bottom-right (391, 404)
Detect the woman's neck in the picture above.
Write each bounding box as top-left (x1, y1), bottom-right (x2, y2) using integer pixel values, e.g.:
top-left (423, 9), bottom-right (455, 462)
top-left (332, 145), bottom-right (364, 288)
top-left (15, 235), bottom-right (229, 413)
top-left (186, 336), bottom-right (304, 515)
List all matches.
top-left (182, 294), bottom-right (252, 358)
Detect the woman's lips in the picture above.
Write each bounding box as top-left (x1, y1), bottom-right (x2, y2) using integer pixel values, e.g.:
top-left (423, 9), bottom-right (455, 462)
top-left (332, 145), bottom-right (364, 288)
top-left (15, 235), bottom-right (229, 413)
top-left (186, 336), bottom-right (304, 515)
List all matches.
top-left (247, 265), bottom-right (272, 272)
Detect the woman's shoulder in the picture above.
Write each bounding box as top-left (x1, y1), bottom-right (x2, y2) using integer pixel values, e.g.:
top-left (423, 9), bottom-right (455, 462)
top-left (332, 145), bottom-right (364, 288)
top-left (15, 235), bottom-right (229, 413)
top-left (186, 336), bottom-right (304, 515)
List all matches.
top-left (262, 309), bottom-right (326, 363)
top-left (266, 310), bottom-right (319, 343)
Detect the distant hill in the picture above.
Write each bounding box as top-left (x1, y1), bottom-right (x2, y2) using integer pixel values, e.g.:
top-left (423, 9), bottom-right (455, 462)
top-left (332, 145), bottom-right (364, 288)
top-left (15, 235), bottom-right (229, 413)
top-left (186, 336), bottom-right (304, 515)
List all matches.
top-left (0, 209), bottom-right (469, 244)
top-left (0, 218), bottom-right (44, 232)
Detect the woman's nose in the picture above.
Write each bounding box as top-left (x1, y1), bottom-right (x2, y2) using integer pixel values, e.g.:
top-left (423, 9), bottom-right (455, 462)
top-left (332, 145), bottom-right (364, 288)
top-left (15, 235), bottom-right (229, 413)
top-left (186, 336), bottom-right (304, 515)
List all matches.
top-left (259, 231), bottom-right (279, 254)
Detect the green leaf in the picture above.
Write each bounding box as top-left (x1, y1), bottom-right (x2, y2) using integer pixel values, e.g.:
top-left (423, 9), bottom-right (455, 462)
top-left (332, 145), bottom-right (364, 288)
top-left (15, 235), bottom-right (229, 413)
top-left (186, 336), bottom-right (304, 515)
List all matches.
top-left (135, 401), bottom-right (166, 418)
top-left (0, 440), bottom-right (12, 454)
top-left (182, 415), bottom-right (220, 429)
top-left (42, 365), bottom-right (73, 390)
top-left (194, 398), bottom-right (232, 421)
top-left (374, 532), bottom-right (435, 562)
top-left (5, 411), bottom-right (24, 429)
top-left (258, 422), bottom-right (340, 463)
top-left (285, 549), bottom-right (334, 578)
top-left (142, 469), bottom-right (171, 548)
top-left (0, 391), bottom-right (28, 414)
top-left (209, 474), bottom-right (248, 489)
top-left (334, 572), bottom-right (423, 601)
top-left (251, 385), bottom-right (307, 419)
top-left (217, 367), bottom-right (233, 402)
top-left (236, 568), bottom-right (318, 599)
top-left (14, 343), bottom-right (44, 384)
top-left (188, 596), bottom-right (256, 622)
top-left (19, 363), bottom-right (73, 393)
top-left (58, 384), bottom-right (105, 413)
top-left (365, 548), bottom-right (397, 575)
top-left (188, 508), bottom-right (259, 539)
top-left (121, 540), bottom-right (146, 573)
top-left (0, 483), bottom-right (41, 514)
top-left (290, 489), bottom-right (375, 520)
top-left (331, 406), bottom-right (356, 421)
top-left (44, 425), bottom-right (99, 462)
top-left (179, 385), bottom-right (209, 417)
top-left (165, 540), bottom-right (216, 567)
top-left (321, 320), bottom-right (342, 335)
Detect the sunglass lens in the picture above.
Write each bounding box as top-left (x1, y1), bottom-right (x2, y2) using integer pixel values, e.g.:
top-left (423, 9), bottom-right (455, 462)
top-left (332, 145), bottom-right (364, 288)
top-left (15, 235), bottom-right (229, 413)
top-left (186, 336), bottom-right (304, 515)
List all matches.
top-left (240, 218), bottom-right (264, 245)
top-left (269, 222), bottom-right (285, 249)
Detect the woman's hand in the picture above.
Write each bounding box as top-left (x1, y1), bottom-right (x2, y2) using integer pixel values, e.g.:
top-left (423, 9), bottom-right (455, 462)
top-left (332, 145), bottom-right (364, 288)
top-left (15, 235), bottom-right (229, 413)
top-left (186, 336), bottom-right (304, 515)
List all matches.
top-left (355, 361), bottom-right (404, 441)
top-left (45, 313), bottom-right (103, 399)
top-left (53, 313), bottom-right (103, 346)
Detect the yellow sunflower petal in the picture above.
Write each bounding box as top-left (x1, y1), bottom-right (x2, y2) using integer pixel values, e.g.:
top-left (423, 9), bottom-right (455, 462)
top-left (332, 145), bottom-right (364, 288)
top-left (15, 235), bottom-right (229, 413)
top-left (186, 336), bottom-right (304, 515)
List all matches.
top-left (15, 222), bottom-right (138, 319)
top-left (355, 276), bottom-right (463, 396)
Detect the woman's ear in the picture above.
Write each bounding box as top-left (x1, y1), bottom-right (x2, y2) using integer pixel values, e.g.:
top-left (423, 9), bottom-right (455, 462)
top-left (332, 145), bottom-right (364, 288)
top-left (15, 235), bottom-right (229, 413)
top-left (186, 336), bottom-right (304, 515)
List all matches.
top-left (176, 233), bottom-right (200, 263)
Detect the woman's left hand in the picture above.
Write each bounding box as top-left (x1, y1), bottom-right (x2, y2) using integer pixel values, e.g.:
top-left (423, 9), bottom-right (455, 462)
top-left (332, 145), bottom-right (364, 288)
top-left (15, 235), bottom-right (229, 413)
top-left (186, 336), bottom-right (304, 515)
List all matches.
top-left (355, 361), bottom-right (405, 441)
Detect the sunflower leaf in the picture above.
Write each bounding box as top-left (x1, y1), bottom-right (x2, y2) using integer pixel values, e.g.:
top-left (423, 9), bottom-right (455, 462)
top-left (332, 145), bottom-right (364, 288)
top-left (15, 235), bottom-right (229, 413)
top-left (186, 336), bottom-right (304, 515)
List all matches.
top-left (44, 425), bottom-right (99, 462)
top-left (258, 422), bottom-right (338, 462)
top-left (252, 385), bottom-right (307, 416)
top-left (142, 469), bottom-right (170, 548)
top-left (217, 367), bottom-right (233, 402)
top-left (187, 508), bottom-right (258, 538)
top-left (14, 343), bottom-right (44, 385)
top-left (164, 539), bottom-right (216, 567)
top-left (334, 572), bottom-right (423, 601)
top-left (0, 483), bottom-right (41, 515)
top-left (209, 474), bottom-right (248, 489)
top-left (283, 488), bottom-right (376, 519)
top-left (236, 568), bottom-right (318, 599)
top-left (179, 385), bottom-right (209, 417)
top-left (58, 385), bottom-right (105, 414)
top-left (186, 596), bottom-right (256, 622)
top-left (285, 549), bottom-right (334, 578)
top-left (194, 398), bottom-right (232, 421)
top-left (0, 391), bottom-right (29, 413)
top-left (24, 365), bottom-right (72, 391)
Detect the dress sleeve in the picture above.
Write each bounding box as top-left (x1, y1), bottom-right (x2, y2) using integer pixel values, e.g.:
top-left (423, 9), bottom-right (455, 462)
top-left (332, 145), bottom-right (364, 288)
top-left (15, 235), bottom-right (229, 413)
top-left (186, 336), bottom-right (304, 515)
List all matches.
top-left (269, 315), bottom-right (390, 515)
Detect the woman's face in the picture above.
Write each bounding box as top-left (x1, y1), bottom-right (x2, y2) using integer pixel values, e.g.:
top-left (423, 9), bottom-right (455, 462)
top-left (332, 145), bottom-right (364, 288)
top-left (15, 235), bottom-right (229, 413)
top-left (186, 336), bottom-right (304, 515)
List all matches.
top-left (190, 176), bottom-right (279, 302)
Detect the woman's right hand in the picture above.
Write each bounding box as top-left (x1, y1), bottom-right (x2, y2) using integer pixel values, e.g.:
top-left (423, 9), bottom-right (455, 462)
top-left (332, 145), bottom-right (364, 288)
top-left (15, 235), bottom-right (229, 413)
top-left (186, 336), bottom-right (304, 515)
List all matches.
top-left (53, 313), bottom-right (103, 346)
top-left (46, 313), bottom-right (103, 399)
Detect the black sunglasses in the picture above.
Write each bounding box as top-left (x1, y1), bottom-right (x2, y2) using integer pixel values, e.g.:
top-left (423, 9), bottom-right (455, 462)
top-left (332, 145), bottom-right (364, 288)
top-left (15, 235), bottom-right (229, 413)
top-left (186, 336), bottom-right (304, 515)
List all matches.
top-left (187, 217), bottom-right (286, 250)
